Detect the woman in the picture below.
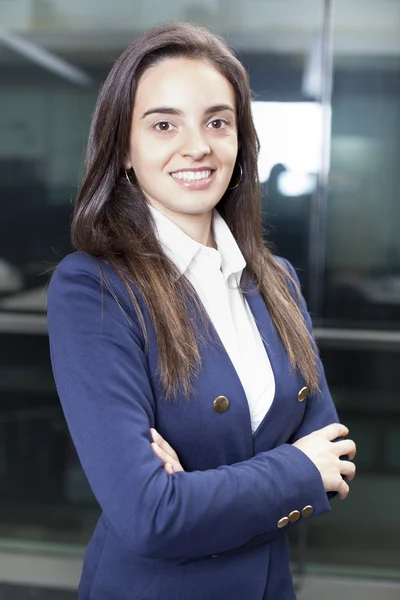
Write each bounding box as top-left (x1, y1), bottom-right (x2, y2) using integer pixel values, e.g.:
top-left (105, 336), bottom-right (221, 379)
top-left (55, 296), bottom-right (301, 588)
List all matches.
top-left (47, 22), bottom-right (356, 600)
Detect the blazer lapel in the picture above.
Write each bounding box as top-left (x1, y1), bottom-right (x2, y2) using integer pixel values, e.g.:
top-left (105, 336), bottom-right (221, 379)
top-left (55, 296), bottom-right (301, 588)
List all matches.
top-left (244, 283), bottom-right (287, 441)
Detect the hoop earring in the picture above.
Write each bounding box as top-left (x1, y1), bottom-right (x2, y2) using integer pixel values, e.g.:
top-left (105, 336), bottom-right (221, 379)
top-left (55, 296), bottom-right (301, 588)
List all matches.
top-left (125, 168), bottom-right (131, 184)
top-left (228, 162), bottom-right (243, 190)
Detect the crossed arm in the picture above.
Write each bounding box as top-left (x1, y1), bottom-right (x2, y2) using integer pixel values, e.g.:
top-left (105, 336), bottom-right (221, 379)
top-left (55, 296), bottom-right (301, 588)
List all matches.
top-left (48, 252), bottom-right (356, 561)
top-left (151, 423), bottom-right (356, 500)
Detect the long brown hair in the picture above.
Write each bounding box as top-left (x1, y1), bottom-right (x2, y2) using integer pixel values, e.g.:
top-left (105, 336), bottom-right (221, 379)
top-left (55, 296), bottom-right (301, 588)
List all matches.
top-left (71, 21), bottom-right (319, 398)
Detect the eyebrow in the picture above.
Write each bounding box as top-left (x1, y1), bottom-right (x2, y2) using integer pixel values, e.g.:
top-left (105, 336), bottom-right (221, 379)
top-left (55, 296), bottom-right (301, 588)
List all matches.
top-left (141, 104), bottom-right (235, 119)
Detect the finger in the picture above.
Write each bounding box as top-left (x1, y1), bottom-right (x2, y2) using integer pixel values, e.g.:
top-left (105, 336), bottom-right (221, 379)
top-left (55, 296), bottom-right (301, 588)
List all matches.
top-left (164, 462), bottom-right (174, 475)
top-left (152, 443), bottom-right (183, 472)
top-left (339, 460), bottom-right (356, 482)
top-left (332, 439), bottom-right (356, 460)
top-left (151, 442), bottom-right (171, 464)
top-left (337, 478), bottom-right (350, 500)
top-left (321, 423), bottom-right (349, 441)
top-left (151, 441), bottom-right (163, 461)
top-left (150, 429), bottom-right (179, 461)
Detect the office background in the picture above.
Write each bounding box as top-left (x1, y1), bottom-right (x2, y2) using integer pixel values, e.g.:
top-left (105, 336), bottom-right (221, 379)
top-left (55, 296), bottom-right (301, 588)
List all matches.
top-left (0, 1), bottom-right (399, 598)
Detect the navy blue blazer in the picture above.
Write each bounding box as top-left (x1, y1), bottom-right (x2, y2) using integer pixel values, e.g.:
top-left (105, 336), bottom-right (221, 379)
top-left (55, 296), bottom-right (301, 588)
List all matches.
top-left (47, 251), bottom-right (338, 600)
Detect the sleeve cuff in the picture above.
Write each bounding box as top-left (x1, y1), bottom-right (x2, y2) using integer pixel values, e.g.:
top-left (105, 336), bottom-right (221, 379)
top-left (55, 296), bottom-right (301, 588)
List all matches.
top-left (267, 443), bottom-right (331, 531)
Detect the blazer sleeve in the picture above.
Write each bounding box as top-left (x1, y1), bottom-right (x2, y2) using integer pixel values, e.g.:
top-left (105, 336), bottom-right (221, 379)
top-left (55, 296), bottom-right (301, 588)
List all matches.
top-left (280, 258), bottom-right (340, 441)
top-left (47, 252), bottom-right (331, 561)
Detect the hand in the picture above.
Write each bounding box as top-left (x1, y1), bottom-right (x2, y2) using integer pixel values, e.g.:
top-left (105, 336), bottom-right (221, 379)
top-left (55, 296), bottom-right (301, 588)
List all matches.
top-left (150, 428), bottom-right (184, 474)
top-left (293, 423), bottom-right (356, 500)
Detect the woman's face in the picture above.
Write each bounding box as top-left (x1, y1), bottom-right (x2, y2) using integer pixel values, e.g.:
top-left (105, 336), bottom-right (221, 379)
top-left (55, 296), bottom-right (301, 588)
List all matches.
top-left (127, 57), bottom-right (238, 218)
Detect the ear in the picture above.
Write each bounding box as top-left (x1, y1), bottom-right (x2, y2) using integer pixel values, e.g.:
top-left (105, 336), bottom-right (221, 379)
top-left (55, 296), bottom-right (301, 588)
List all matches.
top-left (124, 151), bottom-right (133, 170)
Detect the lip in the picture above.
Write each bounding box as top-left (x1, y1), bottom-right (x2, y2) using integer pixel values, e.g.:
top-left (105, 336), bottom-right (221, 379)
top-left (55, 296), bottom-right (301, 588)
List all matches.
top-left (170, 166), bottom-right (215, 174)
top-left (170, 169), bottom-right (216, 191)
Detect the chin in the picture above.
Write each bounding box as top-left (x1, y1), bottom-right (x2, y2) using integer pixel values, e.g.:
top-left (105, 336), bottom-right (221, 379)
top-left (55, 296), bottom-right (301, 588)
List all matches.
top-left (164, 195), bottom-right (220, 215)
top-left (180, 201), bottom-right (219, 215)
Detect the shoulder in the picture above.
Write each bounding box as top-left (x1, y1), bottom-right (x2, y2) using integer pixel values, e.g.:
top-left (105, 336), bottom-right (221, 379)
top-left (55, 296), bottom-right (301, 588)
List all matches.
top-left (48, 252), bottom-right (104, 308)
top-left (49, 251), bottom-right (107, 287)
top-left (47, 252), bottom-right (142, 329)
top-left (271, 255), bottom-right (302, 295)
top-left (270, 255), bottom-right (308, 320)
top-left (49, 252), bottom-right (135, 298)
top-left (273, 254), bottom-right (299, 280)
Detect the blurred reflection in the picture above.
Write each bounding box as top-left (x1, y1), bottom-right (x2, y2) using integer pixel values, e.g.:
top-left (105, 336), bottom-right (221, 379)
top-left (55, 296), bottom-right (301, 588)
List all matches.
top-left (324, 55), bottom-right (400, 327)
top-left (252, 101), bottom-right (323, 185)
top-left (0, 158), bottom-right (71, 306)
top-left (252, 101), bottom-right (321, 280)
top-left (262, 163), bottom-right (312, 280)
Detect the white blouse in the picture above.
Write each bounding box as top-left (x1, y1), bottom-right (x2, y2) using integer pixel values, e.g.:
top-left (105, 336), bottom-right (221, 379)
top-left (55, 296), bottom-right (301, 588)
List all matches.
top-left (149, 205), bottom-right (275, 433)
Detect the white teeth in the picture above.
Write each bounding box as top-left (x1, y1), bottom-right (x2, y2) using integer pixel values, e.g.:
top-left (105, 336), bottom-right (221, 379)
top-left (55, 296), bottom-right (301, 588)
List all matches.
top-left (171, 170), bottom-right (212, 181)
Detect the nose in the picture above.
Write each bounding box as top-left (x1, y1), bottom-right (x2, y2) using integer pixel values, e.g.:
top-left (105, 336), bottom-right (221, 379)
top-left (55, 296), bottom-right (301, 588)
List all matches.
top-left (180, 126), bottom-right (211, 160)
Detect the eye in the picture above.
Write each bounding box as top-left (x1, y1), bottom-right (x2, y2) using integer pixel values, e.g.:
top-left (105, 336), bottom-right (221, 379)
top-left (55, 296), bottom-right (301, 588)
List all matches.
top-left (154, 121), bottom-right (176, 133)
top-left (208, 119), bottom-right (228, 130)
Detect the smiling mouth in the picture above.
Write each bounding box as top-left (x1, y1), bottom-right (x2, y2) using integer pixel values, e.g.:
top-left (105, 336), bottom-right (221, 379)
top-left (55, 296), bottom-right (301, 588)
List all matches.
top-left (170, 169), bottom-right (215, 182)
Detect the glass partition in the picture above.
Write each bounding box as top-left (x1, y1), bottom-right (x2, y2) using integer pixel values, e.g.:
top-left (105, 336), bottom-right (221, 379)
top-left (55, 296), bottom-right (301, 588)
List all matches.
top-left (303, 0), bottom-right (400, 581)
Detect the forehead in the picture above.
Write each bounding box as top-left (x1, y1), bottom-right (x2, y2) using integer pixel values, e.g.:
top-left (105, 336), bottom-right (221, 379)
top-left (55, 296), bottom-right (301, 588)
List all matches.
top-left (134, 57), bottom-right (236, 111)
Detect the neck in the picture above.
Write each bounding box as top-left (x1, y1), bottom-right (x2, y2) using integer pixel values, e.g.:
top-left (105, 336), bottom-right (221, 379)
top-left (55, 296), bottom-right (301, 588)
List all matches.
top-left (150, 203), bottom-right (216, 249)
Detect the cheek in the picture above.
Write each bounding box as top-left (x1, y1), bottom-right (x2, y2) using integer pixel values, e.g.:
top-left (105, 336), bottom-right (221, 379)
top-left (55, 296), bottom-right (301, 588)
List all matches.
top-left (131, 141), bottom-right (166, 178)
top-left (218, 136), bottom-right (238, 166)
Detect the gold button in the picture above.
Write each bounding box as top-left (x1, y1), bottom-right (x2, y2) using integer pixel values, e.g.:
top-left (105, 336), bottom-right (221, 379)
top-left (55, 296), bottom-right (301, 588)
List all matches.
top-left (301, 505), bottom-right (314, 518)
top-left (277, 517), bottom-right (289, 529)
top-left (288, 510), bottom-right (301, 523)
top-left (213, 396), bottom-right (229, 413)
top-left (297, 387), bottom-right (308, 402)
